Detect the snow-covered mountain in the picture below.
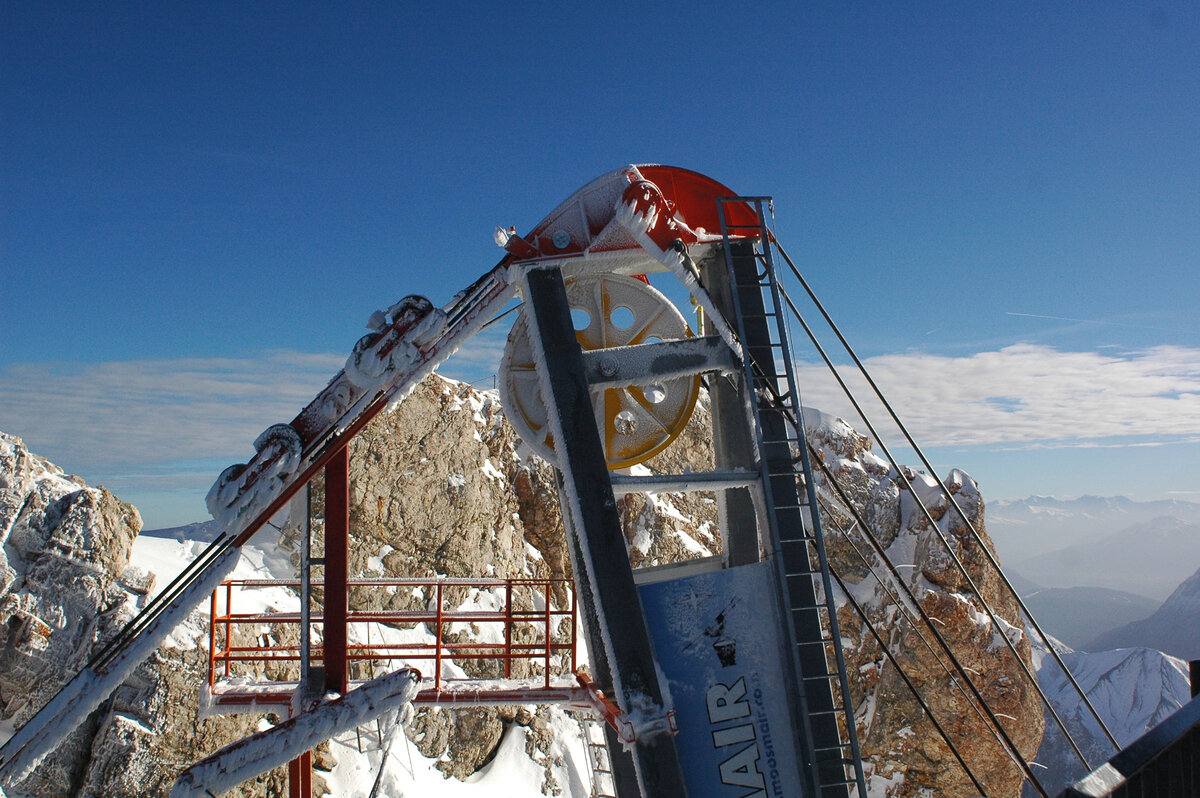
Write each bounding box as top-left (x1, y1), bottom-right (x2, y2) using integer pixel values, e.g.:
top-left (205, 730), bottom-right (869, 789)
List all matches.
top-left (987, 495), bottom-right (1200, 564)
top-left (1030, 645), bottom-right (1192, 796)
top-left (1087, 566), bottom-right (1200, 659)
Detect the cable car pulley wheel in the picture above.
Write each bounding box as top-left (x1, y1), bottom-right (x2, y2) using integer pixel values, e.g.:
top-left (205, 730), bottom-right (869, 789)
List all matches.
top-left (500, 273), bottom-right (700, 469)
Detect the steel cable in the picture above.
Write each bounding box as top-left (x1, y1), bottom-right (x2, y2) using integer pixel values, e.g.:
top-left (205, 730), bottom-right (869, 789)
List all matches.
top-left (766, 271), bottom-right (1094, 772)
top-left (825, 543), bottom-right (991, 796)
top-left (773, 239), bottom-right (1118, 753)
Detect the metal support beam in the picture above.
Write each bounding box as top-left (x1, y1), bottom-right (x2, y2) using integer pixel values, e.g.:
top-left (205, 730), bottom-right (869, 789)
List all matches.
top-left (324, 445), bottom-right (350, 695)
top-left (523, 267), bottom-right (689, 798)
top-left (287, 751), bottom-right (311, 798)
top-left (581, 335), bottom-right (737, 388)
top-left (286, 445), bottom-right (349, 798)
top-left (697, 247), bottom-right (762, 568)
top-left (609, 469), bottom-right (758, 494)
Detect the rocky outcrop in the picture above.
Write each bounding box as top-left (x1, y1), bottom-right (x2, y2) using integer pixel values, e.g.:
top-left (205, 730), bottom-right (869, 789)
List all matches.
top-left (807, 410), bottom-right (1045, 798)
top-left (0, 434), bottom-right (141, 715)
top-left (0, 434), bottom-right (280, 798)
top-left (0, 432), bottom-right (142, 795)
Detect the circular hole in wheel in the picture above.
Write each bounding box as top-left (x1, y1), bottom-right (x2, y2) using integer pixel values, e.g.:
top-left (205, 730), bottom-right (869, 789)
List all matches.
top-left (610, 306), bottom-right (635, 329)
top-left (570, 308), bottom-right (591, 330)
top-left (643, 384), bottom-right (667, 404)
top-left (614, 410), bottom-right (637, 435)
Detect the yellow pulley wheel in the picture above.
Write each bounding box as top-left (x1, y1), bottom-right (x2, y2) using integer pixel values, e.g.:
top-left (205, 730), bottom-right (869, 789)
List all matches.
top-left (500, 273), bottom-right (701, 470)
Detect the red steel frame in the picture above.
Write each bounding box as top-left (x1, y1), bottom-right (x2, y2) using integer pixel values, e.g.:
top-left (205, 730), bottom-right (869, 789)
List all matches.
top-left (324, 448), bottom-right (350, 696)
top-left (207, 575), bottom-right (580, 708)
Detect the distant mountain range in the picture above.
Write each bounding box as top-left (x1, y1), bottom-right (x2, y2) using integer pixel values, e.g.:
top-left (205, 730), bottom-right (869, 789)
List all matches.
top-left (987, 494), bottom-right (1200, 564)
top-left (990, 495), bottom-right (1200, 657)
top-left (1088, 566), bottom-right (1200, 660)
top-left (1011, 516), bottom-right (1200, 601)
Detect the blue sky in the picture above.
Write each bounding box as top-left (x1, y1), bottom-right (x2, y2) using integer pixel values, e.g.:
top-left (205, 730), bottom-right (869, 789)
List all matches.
top-left (2, 2), bottom-right (1198, 529)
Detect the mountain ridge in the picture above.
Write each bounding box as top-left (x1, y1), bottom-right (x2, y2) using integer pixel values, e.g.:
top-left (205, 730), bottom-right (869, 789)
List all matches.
top-left (1087, 566), bottom-right (1200, 659)
top-left (1011, 516), bottom-right (1200, 601)
top-left (987, 494), bottom-right (1200, 565)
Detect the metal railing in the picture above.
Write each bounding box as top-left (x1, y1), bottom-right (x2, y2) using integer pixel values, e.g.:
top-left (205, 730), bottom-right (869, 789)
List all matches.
top-left (208, 577), bottom-right (578, 699)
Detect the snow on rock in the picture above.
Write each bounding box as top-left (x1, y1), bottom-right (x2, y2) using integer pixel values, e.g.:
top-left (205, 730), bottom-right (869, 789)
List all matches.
top-left (0, 431), bottom-right (142, 794)
top-left (323, 706), bottom-right (595, 798)
top-left (806, 412), bottom-right (1045, 798)
top-left (0, 431), bottom-right (322, 797)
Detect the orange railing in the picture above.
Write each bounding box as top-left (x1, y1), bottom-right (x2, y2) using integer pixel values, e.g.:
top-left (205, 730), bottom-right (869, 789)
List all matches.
top-left (208, 577), bottom-right (578, 696)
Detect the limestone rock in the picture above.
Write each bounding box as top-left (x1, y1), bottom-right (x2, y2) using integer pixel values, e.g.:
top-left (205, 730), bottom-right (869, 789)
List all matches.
top-left (0, 433), bottom-right (296, 797)
top-left (0, 432), bottom-right (142, 796)
top-left (808, 412), bottom-right (1045, 798)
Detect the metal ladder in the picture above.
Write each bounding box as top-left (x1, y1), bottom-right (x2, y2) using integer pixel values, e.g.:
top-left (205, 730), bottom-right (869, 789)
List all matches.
top-left (718, 198), bottom-right (868, 798)
top-left (576, 714), bottom-right (618, 798)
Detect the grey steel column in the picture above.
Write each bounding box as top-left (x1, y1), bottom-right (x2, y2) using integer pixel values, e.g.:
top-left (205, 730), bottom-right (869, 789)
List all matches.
top-left (697, 247), bottom-right (761, 567)
top-left (524, 267), bottom-right (688, 798)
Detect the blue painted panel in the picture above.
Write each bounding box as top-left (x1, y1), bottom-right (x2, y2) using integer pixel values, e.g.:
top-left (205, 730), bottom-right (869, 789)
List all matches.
top-left (639, 562), bottom-right (806, 798)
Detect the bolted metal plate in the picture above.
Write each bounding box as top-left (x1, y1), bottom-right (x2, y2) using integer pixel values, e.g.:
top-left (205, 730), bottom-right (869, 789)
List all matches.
top-left (501, 273), bottom-right (700, 469)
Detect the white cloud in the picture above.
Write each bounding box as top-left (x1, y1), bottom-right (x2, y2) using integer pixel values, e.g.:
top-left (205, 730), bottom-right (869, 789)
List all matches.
top-left (7, 343), bottom-right (1198, 474)
top-left (794, 343), bottom-right (1200, 449)
top-left (0, 350), bottom-right (346, 473)
top-left (4, 341), bottom-right (1198, 527)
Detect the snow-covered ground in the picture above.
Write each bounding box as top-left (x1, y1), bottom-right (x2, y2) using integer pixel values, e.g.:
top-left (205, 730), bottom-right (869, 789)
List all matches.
top-left (323, 710), bottom-right (594, 798)
top-left (126, 530), bottom-right (596, 797)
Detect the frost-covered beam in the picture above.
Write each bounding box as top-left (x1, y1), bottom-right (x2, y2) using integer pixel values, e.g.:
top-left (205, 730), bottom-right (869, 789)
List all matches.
top-left (581, 335), bottom-right (737, 389)
top-left (609, 468), bottom-right (758, 494)
top-left (0, 547), bottom-right (242, 787)
top-left (695, 244), bottom-right (764, 569)
top-left (172, 668), bottom-right (420, 798)
top-left (522, 267), bottom-right (687, 798)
